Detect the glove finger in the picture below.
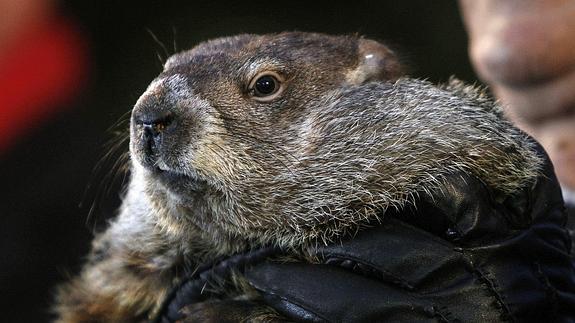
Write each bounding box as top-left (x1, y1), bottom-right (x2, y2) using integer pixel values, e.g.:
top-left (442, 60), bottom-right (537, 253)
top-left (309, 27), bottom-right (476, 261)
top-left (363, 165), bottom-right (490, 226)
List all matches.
top-left (246, 262), bottom-right (438, 322)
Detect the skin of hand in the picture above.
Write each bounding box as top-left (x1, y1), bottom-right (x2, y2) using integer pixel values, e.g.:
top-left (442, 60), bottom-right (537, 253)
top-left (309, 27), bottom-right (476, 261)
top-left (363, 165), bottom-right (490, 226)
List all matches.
top-left (459, 0), bottom-right (575, 191)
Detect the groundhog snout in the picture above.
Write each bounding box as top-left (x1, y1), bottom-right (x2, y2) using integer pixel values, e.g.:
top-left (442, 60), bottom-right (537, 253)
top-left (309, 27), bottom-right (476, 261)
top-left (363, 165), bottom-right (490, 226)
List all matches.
top-left (133, 99), bottom-right (171, 147)
top-left (130, 90), bottom-right (185, 169)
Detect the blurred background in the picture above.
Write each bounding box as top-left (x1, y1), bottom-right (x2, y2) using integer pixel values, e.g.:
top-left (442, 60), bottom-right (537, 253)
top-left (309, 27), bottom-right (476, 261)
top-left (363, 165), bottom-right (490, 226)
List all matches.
top-left (0, 1), bottom-right (475, 321)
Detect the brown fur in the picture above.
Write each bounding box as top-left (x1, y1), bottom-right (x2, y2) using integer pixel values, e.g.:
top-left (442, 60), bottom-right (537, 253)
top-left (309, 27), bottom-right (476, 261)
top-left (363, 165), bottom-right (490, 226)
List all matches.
top-left (55, 32), bottom-right (540, 322)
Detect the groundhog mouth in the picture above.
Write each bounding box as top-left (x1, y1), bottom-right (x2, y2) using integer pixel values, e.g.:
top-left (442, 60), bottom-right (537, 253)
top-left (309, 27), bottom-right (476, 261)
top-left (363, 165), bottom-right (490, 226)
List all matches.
top-left (150, 165), bottom-right (208, 193)
top-left (154, 167), bottom-right (189, 182)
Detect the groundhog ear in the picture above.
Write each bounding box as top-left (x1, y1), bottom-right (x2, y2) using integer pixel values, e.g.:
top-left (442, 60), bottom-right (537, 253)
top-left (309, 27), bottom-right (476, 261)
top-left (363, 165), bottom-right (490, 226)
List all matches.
top-left (347, 38), bottom-right (403, 85)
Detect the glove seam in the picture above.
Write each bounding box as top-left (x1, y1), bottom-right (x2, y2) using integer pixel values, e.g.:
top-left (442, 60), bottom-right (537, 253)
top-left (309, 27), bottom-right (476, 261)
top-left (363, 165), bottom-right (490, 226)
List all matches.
top-left (473, 267), bottom-right (515, 322)
top-left (322, 254), bottom-right (416, 290)
top-left (533, 261), bottom-right (559, 319)
top-left (252, 286), bottom-right (330, 322)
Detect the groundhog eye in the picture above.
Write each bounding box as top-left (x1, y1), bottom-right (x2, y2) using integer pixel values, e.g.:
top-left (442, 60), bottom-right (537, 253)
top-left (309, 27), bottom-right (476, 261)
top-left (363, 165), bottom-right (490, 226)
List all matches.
top-left (254, 75), bottom-right (278, 96)
top-left (248, 71), bottom-right (284, 102)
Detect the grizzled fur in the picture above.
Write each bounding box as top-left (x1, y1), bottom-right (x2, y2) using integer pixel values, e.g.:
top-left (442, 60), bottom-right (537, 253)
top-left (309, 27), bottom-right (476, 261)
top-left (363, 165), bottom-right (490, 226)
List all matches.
top-left (55, 32), bottom-right (541, 322)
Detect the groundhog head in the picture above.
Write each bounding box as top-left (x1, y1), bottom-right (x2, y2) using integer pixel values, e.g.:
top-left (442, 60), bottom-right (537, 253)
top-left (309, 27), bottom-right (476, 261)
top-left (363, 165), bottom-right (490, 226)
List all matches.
top-left (129, 32), bottom-right (404, 247)
top-left (129, 32), bottom-right (538, 249)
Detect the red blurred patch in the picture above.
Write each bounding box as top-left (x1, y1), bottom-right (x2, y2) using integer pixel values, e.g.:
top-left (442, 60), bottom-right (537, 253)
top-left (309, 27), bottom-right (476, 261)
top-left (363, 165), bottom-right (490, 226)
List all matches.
top-left (0, 17), bottom-right (88, 153)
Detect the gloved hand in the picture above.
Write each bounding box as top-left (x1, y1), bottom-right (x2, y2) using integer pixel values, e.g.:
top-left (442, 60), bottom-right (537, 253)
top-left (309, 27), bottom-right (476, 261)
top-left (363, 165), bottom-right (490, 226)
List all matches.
top-left (245, 154), bottom-right (575, 322)
top-left (247, 218), bottom-right (499, 322)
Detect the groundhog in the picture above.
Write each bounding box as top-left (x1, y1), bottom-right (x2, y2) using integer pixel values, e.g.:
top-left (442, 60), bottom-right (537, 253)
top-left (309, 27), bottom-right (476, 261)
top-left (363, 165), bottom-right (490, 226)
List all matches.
top-left (54, 32), bottom-right (541, 322)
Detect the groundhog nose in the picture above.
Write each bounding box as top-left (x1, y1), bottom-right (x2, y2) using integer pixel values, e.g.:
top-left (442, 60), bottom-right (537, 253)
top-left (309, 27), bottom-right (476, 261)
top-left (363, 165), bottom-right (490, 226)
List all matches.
top-left (133, 103), bottom-right (176, 159)
top-left (140, 113), bottom-right (173, 155)
top-left (133, 106), bottom-right (174, 135)
top-left (140, 113), bottom-right (173, 138)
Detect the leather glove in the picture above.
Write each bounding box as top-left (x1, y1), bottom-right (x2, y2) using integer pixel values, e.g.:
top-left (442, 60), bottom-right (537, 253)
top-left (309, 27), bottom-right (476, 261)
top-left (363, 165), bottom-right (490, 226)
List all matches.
top-left (245, 152), bottom-right (575, 322)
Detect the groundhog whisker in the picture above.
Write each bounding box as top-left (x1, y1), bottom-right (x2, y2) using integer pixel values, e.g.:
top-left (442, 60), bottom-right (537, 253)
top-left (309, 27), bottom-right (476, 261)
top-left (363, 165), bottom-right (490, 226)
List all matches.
top-left (145, 28), bottom-right (170, 64)
top-left (171, 25), bottom-right (178, 54)
top-left (105, 109), bottom-right (132, 132)
top-left (80, 128), bottom-right (129, 226)
top-left (105, 151), bottom-right (130, 195)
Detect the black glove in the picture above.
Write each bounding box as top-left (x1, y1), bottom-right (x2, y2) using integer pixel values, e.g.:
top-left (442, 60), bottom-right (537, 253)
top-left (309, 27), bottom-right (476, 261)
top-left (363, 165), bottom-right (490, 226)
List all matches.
top-left (245, 153), bottom-right (575, 322)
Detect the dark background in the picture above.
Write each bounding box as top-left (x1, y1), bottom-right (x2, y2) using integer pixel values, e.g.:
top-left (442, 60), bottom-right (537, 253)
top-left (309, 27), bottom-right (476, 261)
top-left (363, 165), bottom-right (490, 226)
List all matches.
top-left (0, 1), bottom-right (476, 321)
